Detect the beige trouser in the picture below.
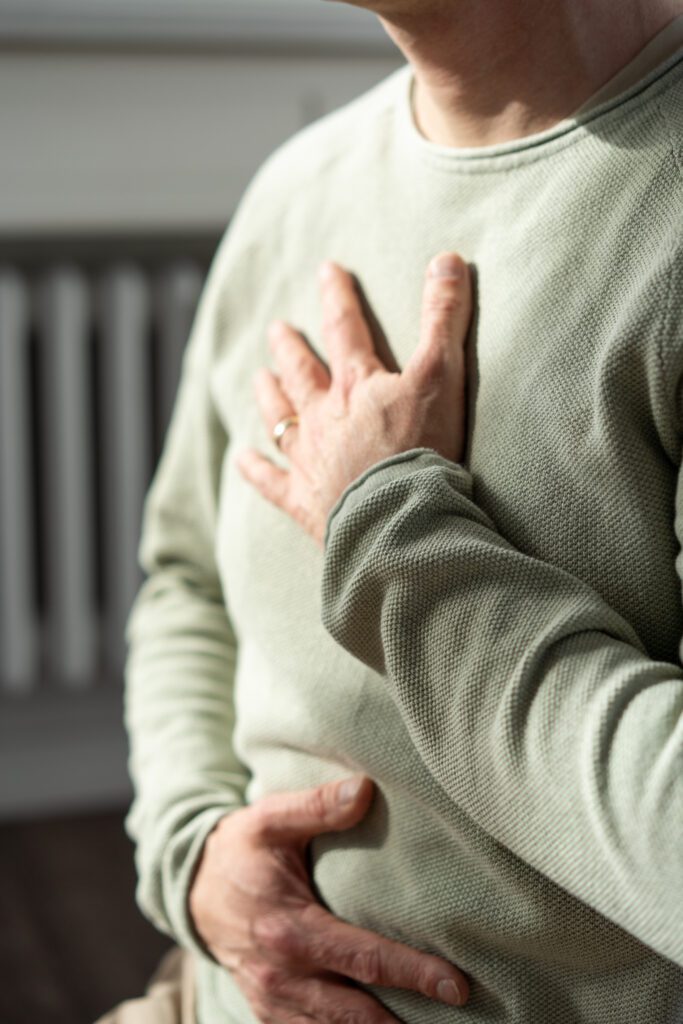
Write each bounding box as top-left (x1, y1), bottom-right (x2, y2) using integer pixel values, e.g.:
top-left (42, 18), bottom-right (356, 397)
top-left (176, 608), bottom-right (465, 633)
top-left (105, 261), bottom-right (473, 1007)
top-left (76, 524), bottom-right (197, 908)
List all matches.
top-left (94, 947), bottom-right (196, 1024)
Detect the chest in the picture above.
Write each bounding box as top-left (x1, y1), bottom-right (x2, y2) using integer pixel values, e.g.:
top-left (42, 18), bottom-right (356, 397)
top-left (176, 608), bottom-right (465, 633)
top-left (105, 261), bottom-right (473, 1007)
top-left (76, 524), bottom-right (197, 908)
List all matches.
top-left (210, 178), bottom-right (680, 661)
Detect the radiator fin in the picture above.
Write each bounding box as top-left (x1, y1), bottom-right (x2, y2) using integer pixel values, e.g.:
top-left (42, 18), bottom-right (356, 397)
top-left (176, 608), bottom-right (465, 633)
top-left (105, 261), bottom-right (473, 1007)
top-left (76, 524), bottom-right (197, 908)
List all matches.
top-left (99, 267), bottom-right (153, 674)
top-left (0, 269), bottom-right (37, 692)
top-left (156, 263), bottom-right (203, 442)
top-left (39, 267), bottom-right (97, 689)
top-left (0, 256), bottom-right (205, 695)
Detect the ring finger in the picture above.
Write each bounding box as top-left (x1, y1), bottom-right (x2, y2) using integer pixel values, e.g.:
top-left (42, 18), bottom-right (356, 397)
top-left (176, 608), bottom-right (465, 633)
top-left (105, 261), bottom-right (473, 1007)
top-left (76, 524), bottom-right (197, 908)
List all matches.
top-left (253, 367), bottom-right (299, 456)
top-left (268, 320), bottom-right (330, 411)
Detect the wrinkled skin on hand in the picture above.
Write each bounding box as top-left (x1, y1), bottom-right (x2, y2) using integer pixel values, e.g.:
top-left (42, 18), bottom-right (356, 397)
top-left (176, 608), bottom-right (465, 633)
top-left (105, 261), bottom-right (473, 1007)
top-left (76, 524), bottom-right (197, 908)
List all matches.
top-left (238, 253), bottom-right (471, 545)
top-left (189, 776), bottom-right (469, 1022)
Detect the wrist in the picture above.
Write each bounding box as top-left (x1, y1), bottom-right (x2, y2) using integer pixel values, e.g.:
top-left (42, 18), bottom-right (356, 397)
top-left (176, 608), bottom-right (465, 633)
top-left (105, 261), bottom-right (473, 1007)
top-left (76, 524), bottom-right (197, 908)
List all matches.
top-left (324, 448), bottom-right (472, 549)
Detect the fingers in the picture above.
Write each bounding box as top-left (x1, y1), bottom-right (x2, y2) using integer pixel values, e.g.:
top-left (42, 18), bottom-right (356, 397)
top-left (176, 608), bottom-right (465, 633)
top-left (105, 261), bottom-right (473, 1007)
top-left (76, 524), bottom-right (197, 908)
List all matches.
top-left (253, 902), bottom-right (469, 1009)
top-left (252, 366), bottom-right (299, 456)
top-left (318, 262), bottom-right (380, 386)
top-left (237, 441), bottom-right (327, 544)
top-left (249, 776), bottom-right (375, 846)
top-left (239, 965), bottom-right (399, 1023)
top-left (404, 252), bottom-right (472, 389)
top-left (268, 320), bottom-right (330, 411)
top-left (237, 448), bottom-right (291, 510)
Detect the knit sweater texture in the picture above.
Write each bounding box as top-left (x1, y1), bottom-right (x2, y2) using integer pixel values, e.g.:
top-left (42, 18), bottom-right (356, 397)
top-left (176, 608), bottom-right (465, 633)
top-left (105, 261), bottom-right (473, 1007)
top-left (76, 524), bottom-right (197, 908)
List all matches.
top-left (124, 44), bottom-right (683, 1024)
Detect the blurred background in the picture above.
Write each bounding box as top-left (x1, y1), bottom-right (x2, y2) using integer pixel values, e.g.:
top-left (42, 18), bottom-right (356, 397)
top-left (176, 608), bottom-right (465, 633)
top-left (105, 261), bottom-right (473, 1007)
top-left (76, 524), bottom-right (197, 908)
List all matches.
top-left (0, 2), bottom-right (401, 1020)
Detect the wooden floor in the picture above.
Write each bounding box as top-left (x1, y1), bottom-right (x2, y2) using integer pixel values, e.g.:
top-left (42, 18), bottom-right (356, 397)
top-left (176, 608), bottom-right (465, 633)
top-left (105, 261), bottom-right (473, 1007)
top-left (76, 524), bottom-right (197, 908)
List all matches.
top-left (0, 810), bottom-right (173, 1024)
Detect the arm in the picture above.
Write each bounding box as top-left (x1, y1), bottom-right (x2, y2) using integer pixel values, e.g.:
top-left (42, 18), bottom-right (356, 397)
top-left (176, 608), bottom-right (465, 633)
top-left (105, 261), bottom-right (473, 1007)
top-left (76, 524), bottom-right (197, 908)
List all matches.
top-left (124, 232), bottom-right (250, 953)
top-left (322, 447), bottom-right (683, 966)
top-left (240, 255), bottom-right (683, 966)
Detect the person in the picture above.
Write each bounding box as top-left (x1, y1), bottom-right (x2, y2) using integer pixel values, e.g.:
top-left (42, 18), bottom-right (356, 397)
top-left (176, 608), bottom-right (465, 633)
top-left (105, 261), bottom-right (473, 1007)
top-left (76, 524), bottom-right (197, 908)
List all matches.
top-left (101, 1), bottom-right (683, 1021)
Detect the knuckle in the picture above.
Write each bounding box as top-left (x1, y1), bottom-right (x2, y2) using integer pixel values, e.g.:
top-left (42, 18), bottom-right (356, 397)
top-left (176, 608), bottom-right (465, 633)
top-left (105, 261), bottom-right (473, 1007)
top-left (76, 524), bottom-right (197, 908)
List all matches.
top-left (425, 282), bottom-right (462, 317)
top-left (305, 784), bottom-right (332, 823)
top-left (335, 361), bottom-right (368, 398)
top-left (249, 961), bottom-right (287, 998)
top-left (348, 945), bottom-right (382, 986)
top-left (415, 963), bottom-right (436, 995)
top-left (298, 900), bottom-right (328, 934)
top-left (282, 347), bottom-right (308, 379)
top-left (252, 912), bottom-right (297, 956)
top-left (324, 305), bottom-right (354, 334)
top-left (292, 352), bottom-right (309, 377)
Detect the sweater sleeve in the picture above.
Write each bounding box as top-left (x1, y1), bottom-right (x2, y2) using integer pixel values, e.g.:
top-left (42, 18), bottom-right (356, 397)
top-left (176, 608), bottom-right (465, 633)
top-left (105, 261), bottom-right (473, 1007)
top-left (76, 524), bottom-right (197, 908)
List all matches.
top-left (321, 447), bottom-right (683, 967)
top-left (123, 231), bottom-right (250, 958)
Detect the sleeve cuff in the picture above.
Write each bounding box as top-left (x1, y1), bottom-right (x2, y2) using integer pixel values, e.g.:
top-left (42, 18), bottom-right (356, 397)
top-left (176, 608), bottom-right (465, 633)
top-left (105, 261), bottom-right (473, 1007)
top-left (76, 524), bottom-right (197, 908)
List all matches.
top-left (160, 804), bottom-right (241, 963)
top-left (324, 448), bottom-right (474, 549)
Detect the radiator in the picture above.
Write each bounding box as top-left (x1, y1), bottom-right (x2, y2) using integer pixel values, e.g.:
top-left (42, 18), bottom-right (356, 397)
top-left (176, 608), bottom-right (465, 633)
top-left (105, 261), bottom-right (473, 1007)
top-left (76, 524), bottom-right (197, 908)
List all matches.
top-left (0, 249), bottom-right (209, 817)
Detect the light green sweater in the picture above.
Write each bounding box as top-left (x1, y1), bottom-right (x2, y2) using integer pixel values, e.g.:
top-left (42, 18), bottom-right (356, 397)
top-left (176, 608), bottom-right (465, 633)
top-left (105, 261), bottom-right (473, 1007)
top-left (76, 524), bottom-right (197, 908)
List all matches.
top-left (125, 47), bottom-right (683, 1024)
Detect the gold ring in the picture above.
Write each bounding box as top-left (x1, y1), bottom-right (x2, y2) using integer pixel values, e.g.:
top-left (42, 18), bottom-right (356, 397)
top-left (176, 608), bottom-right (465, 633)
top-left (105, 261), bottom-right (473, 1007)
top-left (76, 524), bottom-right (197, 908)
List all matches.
top-left (272, 415), bottom-right (300, 450)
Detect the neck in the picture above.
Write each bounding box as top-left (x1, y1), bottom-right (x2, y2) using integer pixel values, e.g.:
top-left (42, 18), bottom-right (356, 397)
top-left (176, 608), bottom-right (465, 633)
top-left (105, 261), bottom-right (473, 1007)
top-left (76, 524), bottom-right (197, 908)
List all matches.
top-left (378, 0), bottom-right (682, 148)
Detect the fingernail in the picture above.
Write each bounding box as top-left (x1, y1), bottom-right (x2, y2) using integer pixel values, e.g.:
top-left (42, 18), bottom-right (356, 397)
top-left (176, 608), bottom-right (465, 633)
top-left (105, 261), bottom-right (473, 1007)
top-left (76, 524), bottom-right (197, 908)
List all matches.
top-left (429, 254), bottom-right (463, 280)
top-left (338, 777), bottom-right (364, 805)
top-left (436, 979), bottom-right (463, 1006)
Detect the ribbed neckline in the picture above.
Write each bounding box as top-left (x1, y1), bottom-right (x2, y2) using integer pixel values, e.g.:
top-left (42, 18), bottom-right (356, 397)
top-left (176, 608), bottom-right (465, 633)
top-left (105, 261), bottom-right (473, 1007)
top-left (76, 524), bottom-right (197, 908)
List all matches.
top-left (396, 44), bottom-right (683, 172)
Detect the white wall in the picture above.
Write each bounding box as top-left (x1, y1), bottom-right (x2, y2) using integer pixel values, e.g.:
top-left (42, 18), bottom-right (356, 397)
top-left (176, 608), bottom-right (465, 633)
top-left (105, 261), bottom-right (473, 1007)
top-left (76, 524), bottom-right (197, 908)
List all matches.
top-left (0, 0), bottom-right (390, 48)
top-left (0, 49), bottom-right (403, 235)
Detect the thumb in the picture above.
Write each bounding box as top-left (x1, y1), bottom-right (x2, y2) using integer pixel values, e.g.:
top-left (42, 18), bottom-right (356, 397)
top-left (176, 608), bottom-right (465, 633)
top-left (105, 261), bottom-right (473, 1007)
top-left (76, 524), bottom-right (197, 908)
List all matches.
top-left (404, 252), bottom-right (471, 387)
top-left (251, 775), bottom-right (374, 847)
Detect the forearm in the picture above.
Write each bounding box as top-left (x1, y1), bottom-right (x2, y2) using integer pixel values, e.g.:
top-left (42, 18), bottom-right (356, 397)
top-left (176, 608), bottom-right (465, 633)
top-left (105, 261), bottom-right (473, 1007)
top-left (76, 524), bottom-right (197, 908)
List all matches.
top-left (124, 561), bottom-right (249, 953)
top-left (322, 450), bottom-right (683, 965)
top-left (122, 222), bottom-right (252, 953)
